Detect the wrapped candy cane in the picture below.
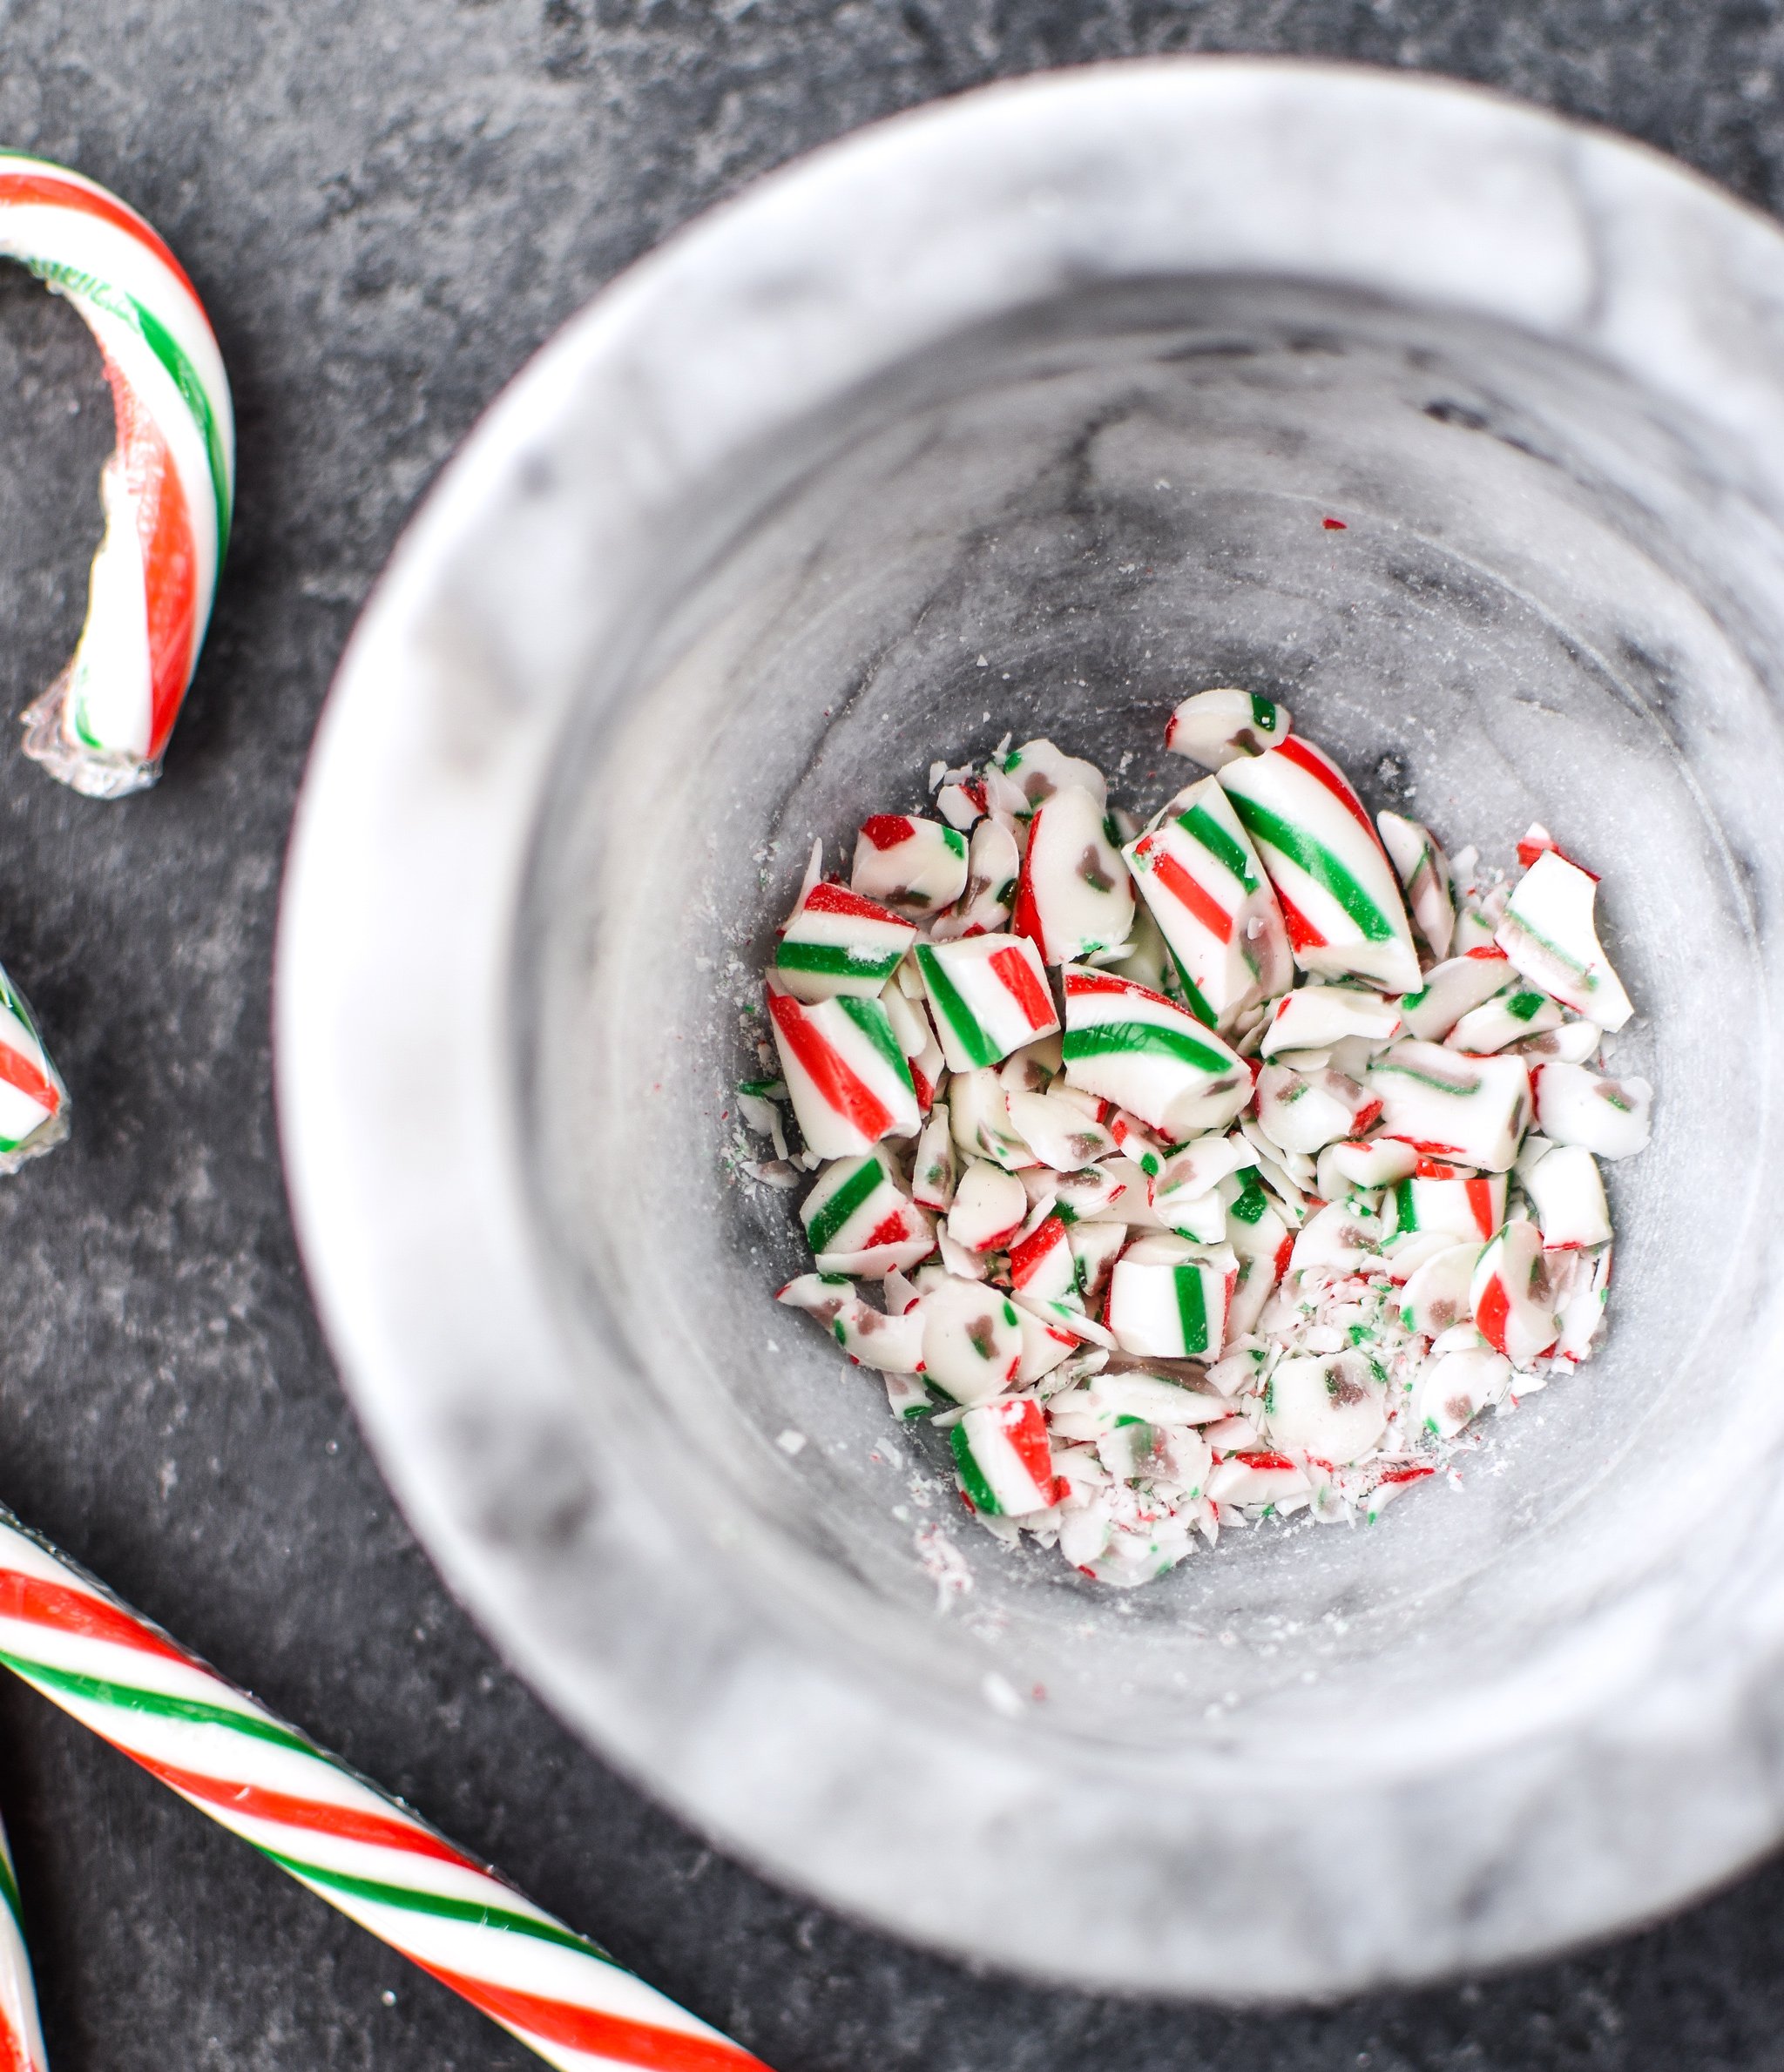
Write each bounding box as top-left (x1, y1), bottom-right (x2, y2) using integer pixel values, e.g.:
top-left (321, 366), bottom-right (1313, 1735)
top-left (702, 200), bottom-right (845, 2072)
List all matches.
top-left (773, 882), bottom-right (916, 1002)
top-left (1013, 784), bottom-right (1133, 963)
top-left (1220, 738), bottom-right (1422, 995)
top-left (0, 1809), bottom-right (47, 2072)
top-left (1367, 1040), bottom-right (1531, 1170)
top-left (0, 966), bottom-right (67, 1172)
top-left (1123, 779), bottom-right (1293, 1032)
top-left (1, 154), bottom-right (235, 797)
top-left (0, 1510), bottom-right (765, 2072)
top-left (918, 1276), bottom-right (1025, 1403)
top-left (1106, 1236), bottom-right (1234, 1358)
top-left (916, 934), bottom-right (1058, 1070)
top-left (800, 1151), bottom-right (935, 1273)
top-left (1164, 687), bottom-right (1290, 768)
top-left (1060, 967), bottom-right (1251, 1138)
top-left (951, 1398), bottom-right (1066, 1515)
top-left (1399, 953), bottom-right (1513, 1041)
top-left (1521, 1142), bottom-right (1612, 1249)
top-left (1495, 851), bottom-right (1632, 1031)
top-left (1263, 1351), bottom-right (1387, 1464)
top-left (776, 1272), bottom-right (923, 1372)
top-left (767, 987), bottom-right (919, 1157)
top-left (1376, 811), bottom-right (1455, 961)
top-left (850, 814), bottom-right (968, 916)
top-left (1470, 1222), bottom-right (1559, 1366)
top-left (1385, 1164), bottom-right (1506, 1242)
top-left (1254, 1063), bottom-right (1381, 1156)
top-left (1533, 1062), bottom-right (1653, 1159)
top-left (1443, 983), bottom-right (1564, 1055)
top-left (1416, 1342), bottom-right (1510, 1437)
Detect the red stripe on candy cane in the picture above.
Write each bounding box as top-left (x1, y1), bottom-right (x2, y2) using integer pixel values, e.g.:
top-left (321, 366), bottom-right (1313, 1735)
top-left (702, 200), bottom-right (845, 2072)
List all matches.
top-left (0, 2006), bottom-right (37, 2072)
top-left (0, 1043), bottom-right (58, 1119)
top-left (133, 1754), bottom-right (471, 1867)
top-left (104, 358), bottom-right (202, 756)
top-left (800, 881), bottom-right (909, 927)
top-left (1063, 969), bottom-right (1153, 1002)
top-left (1464, 1177), bottom-right (1498, 1238)
top-left (0, 168), bottom-right (201, 301)
top-left (0, 1570), bottom-right (188, 1666)
top-left (1011, 855), bottom-right (1047, 959)
top-left (767, 992), bottom-right (893, 1142)
top-left (1274, 885), bottom-right (1328, 954)
top-left (1149, 848), bottom-right (1233, 943)
top-left (990, 945), bottom-right (1054, 1029)
top-left (858, 815), bottom-right (914, 850)
top-left (1001, 1401), bottom-right (1054, 1488)
top-left (1475, 1274), bottom-right (1510, 1354)
top-left (1272, 736), bottom-right (1385, 853)
top-left (1008, 1216), bottom-right (1067, 1288)
top-left (416, 1961), bottom-right (761, 2072)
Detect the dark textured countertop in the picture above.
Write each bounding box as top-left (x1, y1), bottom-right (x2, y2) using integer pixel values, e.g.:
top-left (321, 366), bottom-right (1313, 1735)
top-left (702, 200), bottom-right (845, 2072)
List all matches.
top-left (3, 4), bottom-right (1783, 2066)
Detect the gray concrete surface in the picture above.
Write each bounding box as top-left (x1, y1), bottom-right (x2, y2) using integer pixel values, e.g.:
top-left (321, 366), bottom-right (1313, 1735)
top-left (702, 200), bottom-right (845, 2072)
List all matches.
top-left (3, 3), bottom-right (1784, 2065)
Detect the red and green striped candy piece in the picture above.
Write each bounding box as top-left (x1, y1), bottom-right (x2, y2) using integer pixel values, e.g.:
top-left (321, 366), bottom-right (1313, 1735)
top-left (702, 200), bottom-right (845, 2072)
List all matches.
top-left (951, 1398), bottom-right (1067, 1516)
top-left (773, 881), bottom-right (916, 1002)
top-left (0, 1811), bottom-right (46, 2072)
top-left (767, 985), bottom-right (919, 1158)
top-left (1061, 966), bottom-right (1251, 1140)
top-left (916, 933), bottom-right (1058, 1072)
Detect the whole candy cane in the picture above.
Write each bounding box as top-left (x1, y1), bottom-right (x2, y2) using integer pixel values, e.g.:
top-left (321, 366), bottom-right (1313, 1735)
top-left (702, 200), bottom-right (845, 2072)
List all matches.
top-left (0, 1808), bottom-right (48, 2072)
top-left (0, 1508), bottom-right (767, 2072)
top-left (0, 152), bottom-right (233, 798)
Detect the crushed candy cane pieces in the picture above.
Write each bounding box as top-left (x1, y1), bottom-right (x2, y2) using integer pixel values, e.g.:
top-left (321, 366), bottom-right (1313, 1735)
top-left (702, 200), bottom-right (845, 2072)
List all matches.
top-left (749, 712), bottom-right (1652, 1587)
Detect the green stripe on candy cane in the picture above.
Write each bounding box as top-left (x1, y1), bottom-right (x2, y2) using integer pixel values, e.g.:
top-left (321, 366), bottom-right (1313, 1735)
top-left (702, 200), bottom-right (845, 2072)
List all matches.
top-left (260, 1853), bottom-right (598, 1956)
top-left (1063, 1019), bottom-right (1233, 1077)
top-left (804, 1154), bottom-right (885, 1258)
top-left (833, 994), bottom-right (914, 1090)
top-left (915, 944), bottom-right (998, 1068)
top-left (949, 1426), bottom-right (1004, 1516)
top-left (1225, 792), bottom-right (1399, 944)
top-left (0, 1652), bottom-right (318, 1753)
top-left (773, 941), bottom-right (902, 982)
top-left (1177, 804), bottom-right (1256, 891)
top-left (1172, 1265), bottom-right (1210, 1355)
top-left (0, 1838), bottom-right (20, 1940)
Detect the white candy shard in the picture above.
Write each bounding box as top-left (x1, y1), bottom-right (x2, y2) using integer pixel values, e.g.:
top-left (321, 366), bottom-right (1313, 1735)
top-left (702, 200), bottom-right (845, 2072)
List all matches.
top-left (774, 881), bottom-right (918, 1002)
top-left (917, 933), bottom-right (1060, 1071)
top-left (1096, 1420), bottom-right (1213, 1492)
top-left (1444, 983), bottom-right (1564, 1056)
top-left (1206, 1453), bottom-right (1312, 1508)
top-left (1533, 1062), bottom-right (1652, 1160)
top-left (1398, 953), bottom-right (1513, 1041)
top-left (948, 1067), bottom-right (1037, 1171)
top-left (929, 814), bottom-right (1022, 941)
top-left (1061, 966), bottom-right (1252, 1138)
top-left (1470, 1222), bottom-right (1559, 1367)
top-left (936, 778), bottom-right (985, 830)
top-left (879, 981), bottom-right (945, 1111)
top-left (1366, 1040), bottom-right (1531, 1171)
top-left (999, 738), bottom-right (1108, 811)
top-left (1259, 984), bottom-right (1401, 1059)
top-left (1012, 1303), bottom-right (1084, 1385)
top-left (1289, 1198), bottom-right (1386, 1275)
top-left (1377, 811), bottom-right (1456, 961)
top-left (1254, 1063), bottom-right (1381, 1156)
top-left (1511, 1019), bottom-right (1603, 1064)
top-left (801, 1152), bottom-right (936, 1276)
top-left (850, 813), bottom-right (969, 917)
top-left (951, 1397), bottom-right (1064, 1515)
top-left (767, 987), bottom-right (922, 1157)
top-left (1552, 1244), bottom-right (1612, 1361)
top-left (919, 1276), bottom-right (1026, 1404)
top-left (1495, 850), bottom-right (1632, 1031)
top-left (1316, 1135), bottom-right (1418, 1197)
top-left (1164, 687), bottom-right (1291, 768)
top-left (1416, 1343), bottom-right (1510, 1437)
top-left (1264, 1351), bottom-right (1387, 1465)
top-left (776, 1272), bottom-right (925, 1373)
top-left (910, 1106), bottom-right (958, 1210)
top-left (1399, 1242), bottom-right (1483, 1336)
top-left (1068, 1220), bottom-right (1127, 1313)
top-left (1106, 1235), bottom-right (1235, 1359)
top-left (1219, 737), bottom-right (1422, 995)
top-left (1122, 777), bottom-right (1292, 1030)
top-left (1523, 1143), bottom-right (1612, 1249)
top-left (1008, 1211), bottom-right (1076, 1304)
top-left (945, 1160), bottom-right (1030, 1255)
top-left (1004, 1087), bottom-right (1116, 1171)
top-left (1014, 783), bottom-right (1133, 964)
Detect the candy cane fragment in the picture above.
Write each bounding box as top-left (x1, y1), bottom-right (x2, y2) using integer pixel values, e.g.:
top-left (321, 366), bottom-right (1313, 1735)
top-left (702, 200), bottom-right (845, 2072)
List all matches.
top-left (1366, 1040), bottom-right (1531, 1171)
top-left (1470, 1222), bottom-right (1559, 1366)
top-left (1377, 811), bottom-right (1455, 961)
top-left (0, 965), bottom-right (67, 1171)
top-left (916, 934), bottom-right (1058, 1071)
top-left (1, 153), bottom-right (235, 796)
top-left (1164, 687), bottom-right (1290, 768)
top-left (1443, 983), bottom-right (1564, 1055)
top-left (1013, 784), bottom-right (1133, 963)
top-left (850, 815), bottom-right (968, 916)
top-left (767, 986), bottom-right (919, 1157)
top-left (1220, 738), bottom-right (1422, 994)
top-left (1106, 1236), bottom-right (1234, 1358)
top-left (1060, 966), bottom-right (1251, 1139)
top-left (1521, 1142), bottom-right (1612, 1249)
top-left (1263, 1351), bottom-right (1387, 1464)
top-left (917, 1277), bottom-right (1025, 1403)
top-left (1385, 1164), bottom-right (1506, 1243)
top-left (951, 1399), bottom-right (1066, 1516)
top-left (776, 1272), bottom-right (924, 1372)
top-left (1532, 1062), bottom-right (1652, 1159)
top-left (1495, 850), bottom-right (1632, 1031)
top-left (773, 881), bottom-right (916, 1001)
top-left (998, 738), bottom-right (1106, 810)
top-left (800, 1151), bottom-right (936, 1273)
top-left (0, 1509), bottom-right (766, 2072)
top-left (0, 1809), bottom-right (47, 2072)
top-left (1398, 953), bottom-right (1513, 1041)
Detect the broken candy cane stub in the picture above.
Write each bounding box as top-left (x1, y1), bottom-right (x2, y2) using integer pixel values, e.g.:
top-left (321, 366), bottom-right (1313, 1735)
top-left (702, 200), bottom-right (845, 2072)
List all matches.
top-left (1000, 738), bottom-right (1108, 812)
top-left (936, 778), bottom-right (986, 831)
top-left (910, 1107), bottom-right (958, 1210)
top-left (1511, 1018), bottom-right (1603, 1066)
top-left (1164, 687), bottom-right (1291, 768)
top-left (1263, 1351), bottom-right (1388, 1465)
top-left (1205, 1452), bottom-right (1312, 1508)
top-left (1060, 966), bottom-right (1252, 1139)
top-left (1552, 1243), bottom-right (1612, 1360)
top-left (1416, 1343), bottom-right (1511, 1438)
top-left (884, 1370), bottom-right (936, 1418)
top-left (0, 1808), bottom-right (46, 2072)
top-left (1470, 1221), bottom-right (1560, 1367)
top-left (1096, 1420), bottom-right (1213, 1493)
top-left (1254, 1063), bottom-right (1382, 1157)
top-left (1495, 850), bottom-right (1633, 1031)
top-left (0, 967), bottom-right (68, 1170)
top-left (1014, 784), bottom-right (1134, 964)
top-left (953, 1400), bottom-right (1060, 1516)
top-left (850, 813), bottom-right (969, 918)
top-left (767, 987), bottom-right (921, 1159)
top-left (1399, 1241), bottom-right (1483, 1336)
top-left (1398, 952), bottom-right (1514, 1041)
top-left (1443, 983), bottom-right (1565, 1056)
top-left (1366, 1039), bottom-right (1531, 1171)
top-left (919, 1276), bottom-right (1026, 1403)
top-left (1009, 1212), bottom-right (1077, 1303)
top-left (1385, 1164), bottom-right (1507, 1243)
top-left (1533, 1061), bottom-right (1653, 1160)
top-left (945, 1159), bottom-right (1030, 1255)
top-left (930, 814), bottom-right (1023, 942)
top-left (773, 881), bottom-right (917, 1002)
top-left (1365, 1463), bottom-right (1436, 1522)
top-left (1317, 1134), bottom-right (1418, 1196)
top-left (1376, 811), bottom-right (1456, 962)
top-left (1105, 1235), bottom-right (1235, 1359)
top-left (0, 155), bottom-right (235, 797)
top-left (917, 933), bottom-right (1059, 1072)
top-left (1004, 1086), bottom-right (1115, 1171)
top-left (1123, 777), bottom-right (1293, 1030)
top-left (1219, 737), bottom-right (1422, 995)
top-left (1522, 1141), bottom-right (1612, 1249)
top-left (800, 1151), bottom-right (937, 1275)
top-left (948, 1066), bottom-right (1040, 1171)
top-left (1259, 983), bottom-right (1401, 1060)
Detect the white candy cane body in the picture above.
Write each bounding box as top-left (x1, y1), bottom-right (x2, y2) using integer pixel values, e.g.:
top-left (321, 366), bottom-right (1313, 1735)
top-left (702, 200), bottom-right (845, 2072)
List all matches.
top-left (1376, 811), bottom-right (1455, 960)
top-left (1496, 851), bottom-right (1632, 1031)
top-left (1444, 983), bottom-right (1564, 1055)
top-left (1259, 983), bottom-right (1400, 1059)
top-left (1254, 1063), bottom-right (1381, 1156)
top-left (1367, 1040), bottom-right (1531, 1171)
top-left (1220, 738), bottom-right (1422, 995)
top-left (1263, 1351), bottom-right (1387, 1465)
top-left (1399, 953), bottom-right (1513, 1040)
top-left (0, 1511), bottom-right (763, 2072)
top-left (1522, 1142), bottom-right (1612, 1249)
top-left (772, 881), bottom-right (916, 1002)
top-left (1060, 966), bottom-right (1251, 1138)
top-left (0, 1810), bottom-right (46, 2072)
top-left (0, 965), bottom-right (67, 1172)
top-left (1, 153), bottom-right (234, 796)
top-left (767, 987), bottom-right (919, 1157)
top-left (916, 935), bottom-right (1059, 1070)
top-left (1385, 1164), bottom-right (1507, 1243)
top-left (1123, 778), bottom-right (1291, 1029)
